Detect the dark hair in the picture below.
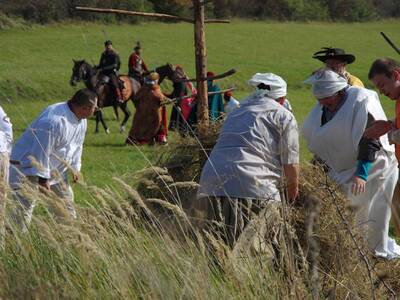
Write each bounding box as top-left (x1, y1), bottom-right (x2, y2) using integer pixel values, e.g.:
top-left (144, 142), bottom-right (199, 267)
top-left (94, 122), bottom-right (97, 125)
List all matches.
top-left (70, 89), bottom-right (97, 107)
top-left (368, 58), bottom-right (400, 80)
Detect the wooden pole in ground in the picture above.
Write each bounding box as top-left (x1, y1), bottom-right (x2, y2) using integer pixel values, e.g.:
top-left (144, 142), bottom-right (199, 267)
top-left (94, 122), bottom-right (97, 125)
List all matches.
top-left (193, 0), bottom-right (209, 135)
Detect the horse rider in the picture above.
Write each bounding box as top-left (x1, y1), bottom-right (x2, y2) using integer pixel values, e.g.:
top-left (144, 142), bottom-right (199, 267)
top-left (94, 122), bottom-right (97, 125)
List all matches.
top-left (98, 40), bottom-right (123, 103)
top-left (128, 41), bottom-right (149, 84)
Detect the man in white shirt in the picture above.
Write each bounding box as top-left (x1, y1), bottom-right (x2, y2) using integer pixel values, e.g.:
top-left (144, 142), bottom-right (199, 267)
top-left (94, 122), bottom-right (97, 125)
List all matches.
top-left (0, 105), bottom-right (12, 247)
top-left (303, 69), bottom-right (400, 259)
top-left (197, 73), bottom-right (299, 247)
top-left (0, 105), bottom-right (12, 189)
top-left (10, 88), bottom-right (97, 229)
top-left (223, 91), bottom-right (240, 115)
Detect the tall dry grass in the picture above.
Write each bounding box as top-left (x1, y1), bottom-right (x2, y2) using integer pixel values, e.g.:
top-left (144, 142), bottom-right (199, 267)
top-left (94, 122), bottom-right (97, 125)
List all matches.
top-left (0, 175), bottom-right (283, 299)
top-left (1, 140), bottom-right (400, 299)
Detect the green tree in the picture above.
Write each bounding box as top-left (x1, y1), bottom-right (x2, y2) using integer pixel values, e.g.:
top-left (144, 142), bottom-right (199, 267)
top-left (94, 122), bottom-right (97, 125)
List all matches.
top-left (328, 0), bottom-right (378, 21)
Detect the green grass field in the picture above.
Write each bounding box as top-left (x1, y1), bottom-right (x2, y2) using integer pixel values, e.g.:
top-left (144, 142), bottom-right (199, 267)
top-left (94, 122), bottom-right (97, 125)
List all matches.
top-left (1, 20), bottom-right (400, 200)
top-left (2, 20), bottom-right (400, 299)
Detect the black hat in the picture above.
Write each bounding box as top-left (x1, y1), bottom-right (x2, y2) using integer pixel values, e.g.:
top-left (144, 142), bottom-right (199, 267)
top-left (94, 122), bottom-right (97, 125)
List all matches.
top-left (312, 47), bottom-right (356, 64)
top-left (104, 40), bottom-right (112, 46)
top-left (134, 41), bottom-right (141, 50)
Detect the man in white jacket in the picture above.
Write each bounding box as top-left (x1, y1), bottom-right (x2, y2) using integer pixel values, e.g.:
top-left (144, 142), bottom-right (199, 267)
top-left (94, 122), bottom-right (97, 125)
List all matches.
top-left (0, 104), bottom-right (12, 247)
top-left (197, 73), bottom-right (299, 247)
top-left (303, 69), bottom-right (400, 259)
top-left (9, 88), bottom-right (97, 228)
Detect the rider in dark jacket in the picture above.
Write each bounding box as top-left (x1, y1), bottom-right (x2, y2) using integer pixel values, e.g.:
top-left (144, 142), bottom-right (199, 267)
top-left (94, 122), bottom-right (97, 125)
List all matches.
top-left (99, 40), bottom-right (123, 103)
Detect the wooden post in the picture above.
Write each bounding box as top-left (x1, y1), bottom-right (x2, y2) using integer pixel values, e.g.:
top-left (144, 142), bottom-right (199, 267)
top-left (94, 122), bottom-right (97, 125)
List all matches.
top-left (193, 0), bottom-right (209, 134)
top-left (75, 4), bottom-right (234, 134)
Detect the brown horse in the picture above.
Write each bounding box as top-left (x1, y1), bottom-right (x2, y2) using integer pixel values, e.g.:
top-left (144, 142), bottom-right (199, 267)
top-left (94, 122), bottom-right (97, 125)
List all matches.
top-left (70, 60), bottom-right (176, 134)
top-left (70, 60), bottom-right (140, 133)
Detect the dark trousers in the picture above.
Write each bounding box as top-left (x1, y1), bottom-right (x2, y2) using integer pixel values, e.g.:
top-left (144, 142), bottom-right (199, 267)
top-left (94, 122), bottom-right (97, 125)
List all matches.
top-left (196, 197), bottom-right (268, 248)
top-left (108, 73), bottom-right (119, 91)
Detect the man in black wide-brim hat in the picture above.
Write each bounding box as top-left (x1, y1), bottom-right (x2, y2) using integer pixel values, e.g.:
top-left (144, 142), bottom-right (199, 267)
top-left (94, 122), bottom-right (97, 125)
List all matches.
top-left (313, 47), bottom-right (364, 87)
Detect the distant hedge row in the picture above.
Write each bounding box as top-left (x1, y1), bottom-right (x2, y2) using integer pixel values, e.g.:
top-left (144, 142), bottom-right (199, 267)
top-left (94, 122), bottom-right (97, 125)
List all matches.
top-left (222, 0), bottom-right (400, 21)
top-left (0, 0), bottom-right (399, 24)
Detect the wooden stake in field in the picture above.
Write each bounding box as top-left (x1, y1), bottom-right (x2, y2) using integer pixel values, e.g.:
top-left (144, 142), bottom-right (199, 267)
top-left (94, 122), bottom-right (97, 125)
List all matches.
top-left (75, 4), bottom-right (235, 134)
top-left (193, 0), bottom-right (209, 134)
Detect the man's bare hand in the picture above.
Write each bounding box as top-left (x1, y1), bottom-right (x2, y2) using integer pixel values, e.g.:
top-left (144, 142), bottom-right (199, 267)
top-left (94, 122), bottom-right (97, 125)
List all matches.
top-left (38, 179), bottom-right (50, 192)
top-left (72, 172), bottom-right (80, 183)
top-left (351, 176), bottom-right (366, 196)
top-left (284, 164), bottom-right (300, 203)
top-left (363, 120), bottom-right (394, 139)
top-left (287, 184), bottom-right (299, 202)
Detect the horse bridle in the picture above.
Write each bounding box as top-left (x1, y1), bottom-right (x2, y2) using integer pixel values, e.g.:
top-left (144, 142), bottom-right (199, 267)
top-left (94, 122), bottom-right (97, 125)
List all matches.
top-left (70, 62), bottom-right (88, 85)
top-left (77, 63), bottom-right (88, 82)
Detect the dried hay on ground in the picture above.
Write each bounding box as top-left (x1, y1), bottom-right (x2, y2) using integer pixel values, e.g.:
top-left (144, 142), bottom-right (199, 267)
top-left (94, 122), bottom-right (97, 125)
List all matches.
top-left (131, 139), bottom-right (400, 299)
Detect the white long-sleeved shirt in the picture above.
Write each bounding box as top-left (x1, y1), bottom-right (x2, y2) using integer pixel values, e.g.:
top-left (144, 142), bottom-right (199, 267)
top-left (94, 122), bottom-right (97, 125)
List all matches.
top-left (0, 105), bottom-right (13, 155)
top-left (198, 94), bottom-right (299, 201)
top-left (224, 97), bottom-right (240, 115)
top-left (9, 102), bottom-right (87, 186)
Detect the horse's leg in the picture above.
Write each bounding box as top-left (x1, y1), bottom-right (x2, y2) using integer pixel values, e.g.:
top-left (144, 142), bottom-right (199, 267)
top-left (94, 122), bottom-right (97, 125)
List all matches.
top-left (98, 110), bottom-right (110, 134)
top-left (113, 105), bottom-right (119, 121)
top-left (120, 102), bottom-right (131, 133)
top-left (95, 111), bottom-right (100, 134)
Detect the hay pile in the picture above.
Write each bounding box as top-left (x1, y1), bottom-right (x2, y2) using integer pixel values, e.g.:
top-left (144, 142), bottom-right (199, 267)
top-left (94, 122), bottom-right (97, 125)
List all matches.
top-left (130, 139), bottom-right (400, 299)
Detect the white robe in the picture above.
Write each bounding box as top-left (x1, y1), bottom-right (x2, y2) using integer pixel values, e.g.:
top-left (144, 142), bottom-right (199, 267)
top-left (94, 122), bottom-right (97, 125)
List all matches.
top-left (303, 86), bottom-right (400, 259)
top-left (9, 102), bottom-right (86, 187)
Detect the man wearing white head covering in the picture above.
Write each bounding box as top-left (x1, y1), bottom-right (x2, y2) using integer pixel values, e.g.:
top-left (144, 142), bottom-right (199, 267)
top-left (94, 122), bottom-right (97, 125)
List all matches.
top-left (248, 72), bottom-right (293, 111)
top-left (303, 69), bottom-right (400, 259)
top-left (196, 73), bottom-right (299, 247)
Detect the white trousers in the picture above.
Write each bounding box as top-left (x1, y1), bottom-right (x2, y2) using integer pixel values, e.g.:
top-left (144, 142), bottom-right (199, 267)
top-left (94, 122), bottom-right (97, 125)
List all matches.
top-left (345, 151), bottom-right (400, 259)
top-left (12, 176), bottom-right (76, 231)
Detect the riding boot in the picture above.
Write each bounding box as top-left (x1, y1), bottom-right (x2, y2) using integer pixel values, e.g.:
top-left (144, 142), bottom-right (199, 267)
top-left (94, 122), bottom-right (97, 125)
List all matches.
top-left (115, 89), bottom-right (123, 104)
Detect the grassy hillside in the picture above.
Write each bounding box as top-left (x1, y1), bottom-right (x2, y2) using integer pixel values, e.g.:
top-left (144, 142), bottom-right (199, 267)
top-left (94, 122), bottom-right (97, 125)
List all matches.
top-left (1, 20), bottom-right (400, 199)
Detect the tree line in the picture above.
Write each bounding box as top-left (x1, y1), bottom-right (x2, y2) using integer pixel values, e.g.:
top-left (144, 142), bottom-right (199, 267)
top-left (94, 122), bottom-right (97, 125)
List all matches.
top-left (0, 0), bottom-right (399, 24)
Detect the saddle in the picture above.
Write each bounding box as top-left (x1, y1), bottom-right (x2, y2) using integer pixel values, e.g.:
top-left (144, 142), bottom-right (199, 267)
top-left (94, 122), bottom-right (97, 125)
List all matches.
top-left (98, 74), bottom-right (125, 90)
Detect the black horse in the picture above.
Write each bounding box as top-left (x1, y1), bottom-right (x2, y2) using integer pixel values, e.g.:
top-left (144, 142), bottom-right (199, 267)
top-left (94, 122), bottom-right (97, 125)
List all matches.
top-left (70, 60), bottom-right (178, 134)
